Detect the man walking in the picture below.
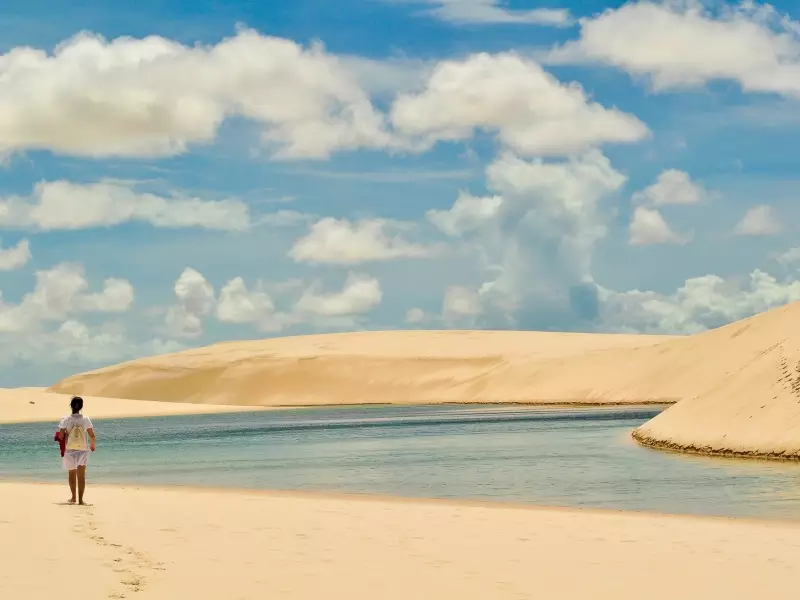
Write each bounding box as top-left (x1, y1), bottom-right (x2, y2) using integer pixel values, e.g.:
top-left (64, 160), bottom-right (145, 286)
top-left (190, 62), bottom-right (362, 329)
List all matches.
top-left (58, 396), bottom-right (96, 505)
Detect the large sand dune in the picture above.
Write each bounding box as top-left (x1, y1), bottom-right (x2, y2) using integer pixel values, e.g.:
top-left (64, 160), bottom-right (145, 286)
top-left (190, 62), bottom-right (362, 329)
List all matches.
top-left (48, 330), bottom-right (676, 406)
top-left (46, 301), bottom-right (800, 457)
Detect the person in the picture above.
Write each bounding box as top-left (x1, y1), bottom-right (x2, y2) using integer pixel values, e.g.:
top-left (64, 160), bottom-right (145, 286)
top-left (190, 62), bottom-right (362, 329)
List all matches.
top-left (59, 396), bottom-right (96, 505)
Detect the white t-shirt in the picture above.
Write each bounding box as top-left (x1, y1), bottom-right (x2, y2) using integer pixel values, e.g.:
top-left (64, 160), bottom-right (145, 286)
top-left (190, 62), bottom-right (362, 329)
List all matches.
top-left (59, 414), bottom-right (94, 451)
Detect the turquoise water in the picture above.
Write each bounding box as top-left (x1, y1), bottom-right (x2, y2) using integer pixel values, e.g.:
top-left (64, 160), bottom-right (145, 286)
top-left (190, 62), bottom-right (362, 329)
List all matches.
top-left (3, 404), bottom-right (800, 520)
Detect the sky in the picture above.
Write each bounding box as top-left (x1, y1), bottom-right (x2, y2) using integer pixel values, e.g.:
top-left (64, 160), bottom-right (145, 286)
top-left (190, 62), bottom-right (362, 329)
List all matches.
top-left (3, 0), bottom-right (800, 385)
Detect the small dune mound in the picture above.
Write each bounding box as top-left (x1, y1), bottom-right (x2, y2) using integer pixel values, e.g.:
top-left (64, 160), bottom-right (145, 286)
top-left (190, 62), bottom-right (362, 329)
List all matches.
top-left (632, 308), bottom-right (800, 459)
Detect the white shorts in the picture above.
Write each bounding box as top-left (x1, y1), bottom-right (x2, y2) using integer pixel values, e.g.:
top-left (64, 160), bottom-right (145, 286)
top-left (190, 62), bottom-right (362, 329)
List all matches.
top-left (63, 450), bottom-right (90, 471)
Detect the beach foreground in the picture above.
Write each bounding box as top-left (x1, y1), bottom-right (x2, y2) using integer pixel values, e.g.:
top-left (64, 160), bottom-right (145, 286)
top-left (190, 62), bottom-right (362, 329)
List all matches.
top-left (3, 482), bottom-right (800, 599)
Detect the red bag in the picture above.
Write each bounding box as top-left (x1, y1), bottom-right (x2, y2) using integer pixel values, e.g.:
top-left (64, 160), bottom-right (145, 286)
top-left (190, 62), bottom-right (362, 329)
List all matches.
top-left (54, 430), bottom-right (66, 458)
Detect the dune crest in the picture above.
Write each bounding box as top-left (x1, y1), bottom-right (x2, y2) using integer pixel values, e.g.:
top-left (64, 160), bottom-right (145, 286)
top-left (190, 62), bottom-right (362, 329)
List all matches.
top-left (47, 302), bottom-right (800, 458)
top-left (47, 330), bottom-right (675, 406)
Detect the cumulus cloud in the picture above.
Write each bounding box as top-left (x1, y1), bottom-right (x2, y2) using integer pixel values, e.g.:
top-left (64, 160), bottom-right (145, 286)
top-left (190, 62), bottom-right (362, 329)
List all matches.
top-left (0, 180), bottom-right (250, 231)
top-left (735, 205), bottom-right (782, 236)
top-left (442, 286), bottom-right (482, 322)
top-left (431, 150), bottom-right (627, 328)
top-left (216, 277), bottom-right (279, 330)
top-left (168, 268), bottom-right (383, 334)
top-left (165, 268), bottom-right (215, 339)
top-left (599, 269), bottom-right (800, 334)
top-left (51, 320), bottom-right (132, 364)
top-left (409, 0), bottom-right (572, 26)
top-left (632, 169), bottom-right (710, 206)
top-left (428, 192), bottom-right (503, 236)
top-left (0, 238), bottom-right (31, 271)
top-left (295, 273), bottom-right (382, 317)
top-left (777, 247), bottom-right (800, 268)
top-left (390, 52), bottom-right (648, 157)
top-left (405, 307), bottom-right (427, 324)
top-left (547, 1), bottom-right (800, 97)
top-left (290, 217), bottom-right (432, 264)
top-left (0, 263), bottom-right (134, 334)
top-left (629, 207), bottom-right (687, 246)
top-left (0, 29), bottom-right (393, 160)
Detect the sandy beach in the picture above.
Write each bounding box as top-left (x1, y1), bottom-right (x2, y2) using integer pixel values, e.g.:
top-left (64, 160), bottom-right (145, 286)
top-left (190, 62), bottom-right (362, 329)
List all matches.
top-left (0, 388), bottom-right (267, 425)
top-left (2, 481), bottom-right (798, 600)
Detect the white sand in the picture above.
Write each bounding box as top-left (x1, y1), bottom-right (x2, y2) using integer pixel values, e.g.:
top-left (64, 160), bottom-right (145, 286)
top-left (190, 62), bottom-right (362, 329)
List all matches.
top-left (632, 301), bottom-right (800, 458)
top-left (0, 388), bottom-right (267, 424)
top-left (4, 481), bottom-right (800, 600)
top-left (38, 300), bottom-right (800, 456)
top-left (48, 330), bottom-right (676, 406)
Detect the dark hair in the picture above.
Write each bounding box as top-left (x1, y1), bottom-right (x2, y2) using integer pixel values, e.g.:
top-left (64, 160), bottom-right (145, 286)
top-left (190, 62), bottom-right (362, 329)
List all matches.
top-left (70, 396), bottom-right (84, 413)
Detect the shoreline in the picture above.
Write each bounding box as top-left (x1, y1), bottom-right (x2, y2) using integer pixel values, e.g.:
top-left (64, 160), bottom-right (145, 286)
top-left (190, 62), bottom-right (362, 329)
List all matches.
top-left (632, 429), bottom-right (800, 463)
top-left (9, 478), bottom-right (800, 527)
top-left (0, 397), bottom-right (672, 425)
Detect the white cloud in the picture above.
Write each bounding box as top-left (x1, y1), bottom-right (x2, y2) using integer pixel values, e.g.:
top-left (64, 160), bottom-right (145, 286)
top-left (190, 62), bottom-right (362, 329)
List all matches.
top-left (632, 169), bottom-right (709, 206)
top-left (290, 217), bottom-right (432, 264)
top-left (599, 269), bottom-right (800, 334)
top-left (0, 263), bottom-right (134, 334)
top-left (430, 149), bottom-right (627, 328)
top-left (162, 267), bottom-right (384, 335)
top-left (547, 1), bottom-right (800, 97)
top-left (777, 247), bottom-right (800, 267)
top-left (412, 0), bottom-right (572, 26)
top-left (735, 205), bottom-right (782, 236)
top-left (216, 277), bottom-right (277, 328)
top-left (405, 307), bottom-right (427, 324)
top-left (629, 206), bottom-right (687, 246)
top-left (52, 320), bottom-right (132, 364)
top-left (0, 29), bottom-right (393, 160)
top-left (0, 180), bottom-right (250, 231)
top-left (295, 273), bottom-right (382, 317)
top-left (428, 192), bottom-right (503, 236)
top-left (442, 285), bottom-right (482, 321)
top-left (390, 52), bottom-right (648, 157)
top-left (0, 238), bottom-right (31, 271)
top-left (165, 268), bottom-right (215, 339)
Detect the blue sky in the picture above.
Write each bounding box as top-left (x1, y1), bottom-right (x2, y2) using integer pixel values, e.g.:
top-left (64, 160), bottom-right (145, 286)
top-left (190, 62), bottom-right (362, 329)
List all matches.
top-left (2, 0), bottom-right (800, 385)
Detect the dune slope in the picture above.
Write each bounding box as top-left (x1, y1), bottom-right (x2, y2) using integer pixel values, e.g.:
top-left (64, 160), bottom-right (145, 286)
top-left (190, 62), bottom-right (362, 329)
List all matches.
top-left (632, 303), bottom-right (800, 459)
top-left (48, 330), bottom-right (675, 406)
top-left (47, 302), bottom-right (800, 457)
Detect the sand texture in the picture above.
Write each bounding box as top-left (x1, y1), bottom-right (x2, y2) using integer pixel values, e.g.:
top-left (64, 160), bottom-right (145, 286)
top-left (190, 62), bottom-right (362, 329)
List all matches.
top-left (4, 482), bottom-right (800, 600)
top-left (44, 302), bottom-right (800, 457)
top-left (48, 330), bottom-right (677, 406)
top-left (0, 387), bottom-right (266, 424)
top-left (632, 302), bottom-right (800, 459)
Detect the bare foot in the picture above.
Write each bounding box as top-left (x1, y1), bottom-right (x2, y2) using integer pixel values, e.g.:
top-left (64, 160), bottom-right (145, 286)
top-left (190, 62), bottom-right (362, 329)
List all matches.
top-left (67, 498), bottom-right (76, 504)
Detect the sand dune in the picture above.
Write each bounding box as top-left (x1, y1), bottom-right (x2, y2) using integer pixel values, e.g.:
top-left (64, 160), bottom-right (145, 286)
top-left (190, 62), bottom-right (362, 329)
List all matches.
top-left (46, 302), bottom-right (800, 457)
top-left (632, 302), bottom-right (800, 459)
top-left (48, 330), bottom-right (676, 406)
top-left (4, 481), bottom-right (800, 600)
top-left (0, 388), bottom-right (267, 424)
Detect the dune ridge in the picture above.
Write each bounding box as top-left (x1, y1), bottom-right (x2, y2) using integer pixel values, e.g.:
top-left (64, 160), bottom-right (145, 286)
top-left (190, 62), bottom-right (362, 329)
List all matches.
top-left (48, 330), bottom-right (677, 406)
top-left (46, 301), bottom-right (800, 458)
